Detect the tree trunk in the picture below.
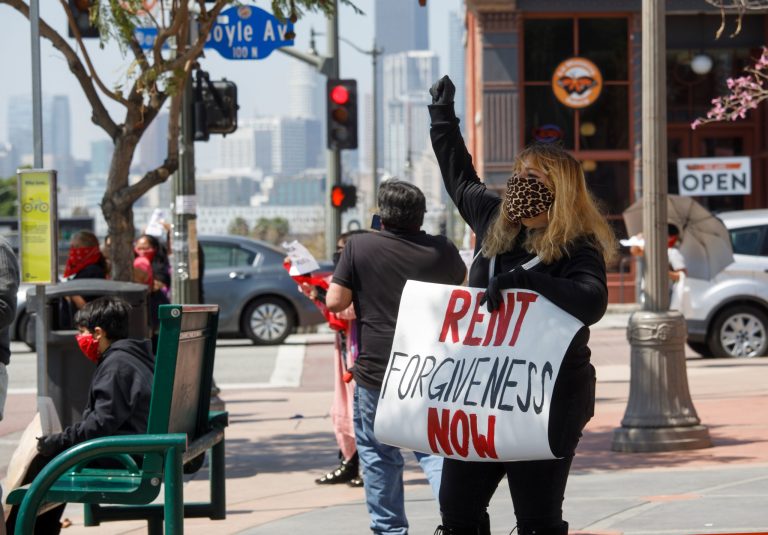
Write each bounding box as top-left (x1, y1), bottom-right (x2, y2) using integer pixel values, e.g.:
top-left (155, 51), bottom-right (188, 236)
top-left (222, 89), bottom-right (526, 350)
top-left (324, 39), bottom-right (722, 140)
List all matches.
top-left (103, 135), bottom-right (139, 281)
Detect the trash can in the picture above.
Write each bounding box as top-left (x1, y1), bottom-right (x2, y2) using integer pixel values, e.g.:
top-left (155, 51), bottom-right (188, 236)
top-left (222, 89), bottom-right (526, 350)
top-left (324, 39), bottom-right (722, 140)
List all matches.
top-left (26, 280), bottom-right (149, 428)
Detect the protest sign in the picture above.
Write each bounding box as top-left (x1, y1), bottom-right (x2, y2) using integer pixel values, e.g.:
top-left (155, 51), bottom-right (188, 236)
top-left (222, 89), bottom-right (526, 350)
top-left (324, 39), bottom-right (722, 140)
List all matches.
top-left (282, 240), bottom-right (321, 276)
top-left (374, 281), bottom-right (583, 462)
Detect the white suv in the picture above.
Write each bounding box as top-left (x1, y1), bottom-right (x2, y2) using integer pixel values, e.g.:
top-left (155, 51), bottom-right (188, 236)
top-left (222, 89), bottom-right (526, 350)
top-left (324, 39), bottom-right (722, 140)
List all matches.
top-left (683, 209), bottom-right (768, 358)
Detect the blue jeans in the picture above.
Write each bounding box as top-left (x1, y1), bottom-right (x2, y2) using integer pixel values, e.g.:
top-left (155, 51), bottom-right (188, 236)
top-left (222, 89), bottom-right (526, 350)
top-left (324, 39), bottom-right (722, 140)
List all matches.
top-left (354, 384), bottom-right (443, 535)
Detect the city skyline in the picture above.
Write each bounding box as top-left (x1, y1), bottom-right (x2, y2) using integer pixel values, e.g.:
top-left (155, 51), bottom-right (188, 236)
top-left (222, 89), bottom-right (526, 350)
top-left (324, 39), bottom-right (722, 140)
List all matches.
top-left (0, 0), bottom-right (462, 163)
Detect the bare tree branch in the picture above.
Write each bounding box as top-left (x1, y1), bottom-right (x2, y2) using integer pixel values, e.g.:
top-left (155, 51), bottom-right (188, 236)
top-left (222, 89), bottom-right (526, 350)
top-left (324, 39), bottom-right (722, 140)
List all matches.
top-left (164, 1), bottom-right (229, 73)
top-left (121, 157), bottom-right (179, 205)
top-left (57, 0), bottom-right (130, 106)
top-left (0, 0), bottom-right (121, 139)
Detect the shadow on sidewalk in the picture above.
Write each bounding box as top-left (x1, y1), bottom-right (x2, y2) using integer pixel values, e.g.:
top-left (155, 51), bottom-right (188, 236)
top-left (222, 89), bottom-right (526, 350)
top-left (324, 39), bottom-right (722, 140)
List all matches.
top-left (572, 423), bottom-right (763, 473)
top-left (200, 432), bottom-right (341, 479)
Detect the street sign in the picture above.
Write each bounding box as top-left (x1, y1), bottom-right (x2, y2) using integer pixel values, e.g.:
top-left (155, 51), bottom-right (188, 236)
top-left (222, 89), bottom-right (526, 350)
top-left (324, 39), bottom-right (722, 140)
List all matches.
top-left (18, 169), bottom-right (58, 284)
top-left (677, 156), bottom-right (751, 196)
top-left (204, 5), bottom-right (294, 60)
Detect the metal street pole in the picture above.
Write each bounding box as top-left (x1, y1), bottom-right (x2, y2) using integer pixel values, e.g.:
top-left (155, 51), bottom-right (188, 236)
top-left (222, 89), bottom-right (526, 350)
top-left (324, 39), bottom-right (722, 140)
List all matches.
top-left (326, 0), bottom-right (341, 259)
top-left (371, 40), bottom-right (381, 210)
top-left (29, 0), bottom-right (50, 401)
top-left (611, 0), bottom-right (710, 453)
top-left (171, 21), bottom-right (200, 305)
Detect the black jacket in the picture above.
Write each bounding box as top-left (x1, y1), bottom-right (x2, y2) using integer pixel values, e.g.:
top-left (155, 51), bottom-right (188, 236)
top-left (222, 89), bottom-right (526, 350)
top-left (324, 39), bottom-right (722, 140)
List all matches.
top-left (430, 103), bottom-right (603, 456)
top-left (43, 338), bottom-right (155, 453)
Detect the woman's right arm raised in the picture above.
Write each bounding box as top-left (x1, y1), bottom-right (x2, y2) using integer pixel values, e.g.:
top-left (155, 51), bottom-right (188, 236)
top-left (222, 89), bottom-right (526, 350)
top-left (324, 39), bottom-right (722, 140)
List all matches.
top-left (429, 76), bottom-right (498, 232)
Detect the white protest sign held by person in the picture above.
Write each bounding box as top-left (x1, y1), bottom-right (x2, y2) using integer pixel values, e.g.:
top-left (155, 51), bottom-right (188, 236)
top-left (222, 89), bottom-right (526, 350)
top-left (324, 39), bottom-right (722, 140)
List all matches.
top-left (282, 240), bottom-right (321, 276)
top-left (374, 280), bottom-right (584, 462)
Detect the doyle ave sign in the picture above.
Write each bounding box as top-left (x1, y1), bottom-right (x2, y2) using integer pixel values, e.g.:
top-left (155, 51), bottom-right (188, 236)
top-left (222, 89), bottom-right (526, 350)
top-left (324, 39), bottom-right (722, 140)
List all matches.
top-left (677, 156), bottom-right (751, 196)
top-left (203, 5), bottom-right (294, 60)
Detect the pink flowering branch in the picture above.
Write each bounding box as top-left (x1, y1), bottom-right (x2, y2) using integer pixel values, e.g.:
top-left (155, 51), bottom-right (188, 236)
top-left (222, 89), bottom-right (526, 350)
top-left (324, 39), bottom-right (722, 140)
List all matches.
top-left (692, 46), bottom-right (768, 129)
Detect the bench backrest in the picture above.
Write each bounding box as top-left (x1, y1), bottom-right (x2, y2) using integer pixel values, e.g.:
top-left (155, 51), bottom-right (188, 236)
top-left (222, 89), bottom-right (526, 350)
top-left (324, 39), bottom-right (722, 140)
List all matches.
top-left (146, 304), bottom-right (220, 444)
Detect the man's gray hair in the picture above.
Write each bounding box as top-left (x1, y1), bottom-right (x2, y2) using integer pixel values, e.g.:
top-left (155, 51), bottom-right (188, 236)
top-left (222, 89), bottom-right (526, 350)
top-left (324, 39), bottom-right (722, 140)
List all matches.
top-left (377, 179), bottom-right (427, 230)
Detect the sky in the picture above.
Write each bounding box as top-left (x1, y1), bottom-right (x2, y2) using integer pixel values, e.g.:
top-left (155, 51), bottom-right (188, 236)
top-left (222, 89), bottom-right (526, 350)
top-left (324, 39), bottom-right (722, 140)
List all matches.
top-left (0, 0), bottom-right (462, 160)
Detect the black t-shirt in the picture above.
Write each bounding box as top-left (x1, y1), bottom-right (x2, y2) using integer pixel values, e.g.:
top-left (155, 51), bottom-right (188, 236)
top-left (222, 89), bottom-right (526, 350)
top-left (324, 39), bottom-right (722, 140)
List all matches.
top-left (332, 229), bottom-right (466, 389)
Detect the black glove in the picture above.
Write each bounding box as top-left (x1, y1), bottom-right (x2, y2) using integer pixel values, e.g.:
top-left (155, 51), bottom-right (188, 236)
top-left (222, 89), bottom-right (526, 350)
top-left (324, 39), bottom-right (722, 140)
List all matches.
top-left (429, 75), bottom-right (456, 105)
top-left (36, 435), bottom-right (63, 458)
top-left (479, 269), bottom-right (525, 312)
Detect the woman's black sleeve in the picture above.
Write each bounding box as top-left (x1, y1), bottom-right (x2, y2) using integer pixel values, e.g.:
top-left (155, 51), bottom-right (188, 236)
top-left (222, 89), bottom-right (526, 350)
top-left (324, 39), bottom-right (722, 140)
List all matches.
top-left (504, 247), bottom-right (608, 326)
top-left (429, 104), bottom-right (500, 233)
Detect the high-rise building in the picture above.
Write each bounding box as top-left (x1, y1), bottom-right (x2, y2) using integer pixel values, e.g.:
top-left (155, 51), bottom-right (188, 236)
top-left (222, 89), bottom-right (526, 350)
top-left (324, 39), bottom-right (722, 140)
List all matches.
top-left (448, 10), bottom-right (466, 131)
top-left (6, 94), bottom-right (75, 185)
top-left (137, 112), bottom-right (169, 173)
top-left (288, 61), bottom-right (323, 122)
top-left (382, 51), bottom-right (439, 180)
top-left (49, 96), bottom-right (71, 164)
top-left (218, 117), bottom-right (322, 176)
top-left (374, 0), bottom-right (429, 182)
top-left (90, 139), bottom-right (113, 176)
top-left (375, 0), bottom-right (428, 54)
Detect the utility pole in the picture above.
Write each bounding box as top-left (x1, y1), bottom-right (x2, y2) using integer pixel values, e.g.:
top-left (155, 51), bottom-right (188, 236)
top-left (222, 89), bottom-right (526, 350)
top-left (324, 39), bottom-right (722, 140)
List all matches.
top-left (29, 0), bottom-right (50, 400)
top-left (326, 0), bottom-right (341, 259)
top-left (171, 20), bottom-right (200, 305)
top-left (612, 0), bottom-right (710, 453)
top-left (370, 40), bottom-right (382, 210)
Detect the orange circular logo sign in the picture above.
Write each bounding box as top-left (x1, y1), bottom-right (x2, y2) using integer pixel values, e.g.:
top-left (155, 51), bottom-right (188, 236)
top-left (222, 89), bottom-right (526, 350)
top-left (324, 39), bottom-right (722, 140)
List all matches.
top-left (552, 57), bottom-right (603, 109)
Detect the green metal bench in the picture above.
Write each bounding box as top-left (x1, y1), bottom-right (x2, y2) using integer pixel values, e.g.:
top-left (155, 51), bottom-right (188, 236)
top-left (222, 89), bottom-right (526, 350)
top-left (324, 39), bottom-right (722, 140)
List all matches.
top-left (6, 304), bottom-right (228, 534)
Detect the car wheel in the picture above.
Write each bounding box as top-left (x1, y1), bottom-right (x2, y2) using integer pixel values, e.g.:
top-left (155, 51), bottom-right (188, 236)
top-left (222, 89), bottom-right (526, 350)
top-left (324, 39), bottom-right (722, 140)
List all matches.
top-left (686, 341), bottom-right (711, 357)
top-left (242, 297), bottom-right (295, 345)
top-left (707, 305), bottom-right (768, 358)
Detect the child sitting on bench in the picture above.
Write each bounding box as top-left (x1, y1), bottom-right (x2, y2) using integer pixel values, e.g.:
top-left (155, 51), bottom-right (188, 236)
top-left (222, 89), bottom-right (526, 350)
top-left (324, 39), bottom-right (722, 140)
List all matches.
top-left (5, 297), bottom-right (155, 534)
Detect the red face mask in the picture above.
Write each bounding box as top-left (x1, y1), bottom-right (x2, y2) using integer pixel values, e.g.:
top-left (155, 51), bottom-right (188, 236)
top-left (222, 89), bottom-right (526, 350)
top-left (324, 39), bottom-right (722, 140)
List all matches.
top-left (75, 332), bottom-right (101, 363)
top-left (668, 236), bottom-right (678, 248)
top-left (134, 247), bottom-right (156, 263)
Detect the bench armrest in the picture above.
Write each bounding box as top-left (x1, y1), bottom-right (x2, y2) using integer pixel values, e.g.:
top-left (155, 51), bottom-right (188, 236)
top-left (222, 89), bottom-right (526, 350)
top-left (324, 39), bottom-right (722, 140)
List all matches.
top-left (72, 453), bottom-right (141, 474)
top-left (14, 434), bottom-right (187, 535)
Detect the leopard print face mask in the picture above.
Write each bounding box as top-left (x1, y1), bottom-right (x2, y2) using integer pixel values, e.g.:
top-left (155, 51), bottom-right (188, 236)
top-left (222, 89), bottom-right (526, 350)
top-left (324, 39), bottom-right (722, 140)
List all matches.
top-left (503, 174), bottom-right (555, 223)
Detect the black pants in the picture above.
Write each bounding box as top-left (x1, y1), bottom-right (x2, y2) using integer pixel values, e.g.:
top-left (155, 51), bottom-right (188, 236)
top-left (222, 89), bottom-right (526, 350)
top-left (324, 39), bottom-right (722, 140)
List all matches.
top-left (439, 363), bottom-right (596, 533)
top-left (439, 456), bottom-right (572, 533)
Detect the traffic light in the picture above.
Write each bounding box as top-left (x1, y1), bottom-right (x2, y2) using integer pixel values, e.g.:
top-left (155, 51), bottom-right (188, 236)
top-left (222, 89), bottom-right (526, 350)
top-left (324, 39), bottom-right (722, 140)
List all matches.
top-left (67, 0), bottom-right (99, 38)
top-left (330, 184), bottom-right (357, 211)
top-left (326, 79), bottom-right (358, 150)
top-left (193, 70), bottom-right (239, 142)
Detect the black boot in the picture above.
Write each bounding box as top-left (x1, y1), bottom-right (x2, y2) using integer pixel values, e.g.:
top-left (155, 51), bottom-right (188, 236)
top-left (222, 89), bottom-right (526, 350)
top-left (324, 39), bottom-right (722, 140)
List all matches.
top-left (515, 521), bottom-right (568, 535)
top-left (315, 452), bottom-right (359, 485)
top-left (434, 526), bottom-right (481, 535)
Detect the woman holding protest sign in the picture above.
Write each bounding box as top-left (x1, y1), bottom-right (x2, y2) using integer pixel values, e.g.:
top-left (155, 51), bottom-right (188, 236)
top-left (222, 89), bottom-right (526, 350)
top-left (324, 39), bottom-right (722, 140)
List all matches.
top-left (294, 231), bottom-right (368, 488)
top-left (428, 75), bottom-right (617, 535)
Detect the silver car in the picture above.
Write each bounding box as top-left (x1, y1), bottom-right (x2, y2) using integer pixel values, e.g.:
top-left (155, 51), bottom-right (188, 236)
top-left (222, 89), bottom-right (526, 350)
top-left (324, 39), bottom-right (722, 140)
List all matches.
top-left (199, 235), bottom-right (331, 345)
top-left (683, 209), bottom-right (768, 358)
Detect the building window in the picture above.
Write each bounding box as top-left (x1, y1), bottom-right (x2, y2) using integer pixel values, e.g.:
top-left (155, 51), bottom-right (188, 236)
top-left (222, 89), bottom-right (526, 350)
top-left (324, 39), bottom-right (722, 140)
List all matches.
top-left (522, 16), bottom-right (629, 150)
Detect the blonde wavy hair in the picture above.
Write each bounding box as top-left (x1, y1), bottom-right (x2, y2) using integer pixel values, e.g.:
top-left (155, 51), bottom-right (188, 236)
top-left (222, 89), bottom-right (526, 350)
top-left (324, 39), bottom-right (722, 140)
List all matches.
top-left (482, 143), bottom-right (618, 265)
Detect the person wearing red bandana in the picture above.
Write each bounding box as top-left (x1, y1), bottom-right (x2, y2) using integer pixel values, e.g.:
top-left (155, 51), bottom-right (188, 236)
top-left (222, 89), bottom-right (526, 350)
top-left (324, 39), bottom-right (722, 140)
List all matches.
top-left (133, 234), bottom-right (172, 351)
top-left (62, 231), bottom-right (108, 311)
top-left (5, 297), bottom-right (153, 534)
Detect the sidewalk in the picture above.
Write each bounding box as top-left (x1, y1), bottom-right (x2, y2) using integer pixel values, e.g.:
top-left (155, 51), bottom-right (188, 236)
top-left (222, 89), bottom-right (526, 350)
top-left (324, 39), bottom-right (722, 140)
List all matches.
top-left (6, 310), bottom-right (768, 534)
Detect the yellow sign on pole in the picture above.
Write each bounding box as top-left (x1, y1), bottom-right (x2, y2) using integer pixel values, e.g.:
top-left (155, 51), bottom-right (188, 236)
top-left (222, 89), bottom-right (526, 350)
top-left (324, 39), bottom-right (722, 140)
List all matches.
top-left (18, 169), bottom-right (57, 284)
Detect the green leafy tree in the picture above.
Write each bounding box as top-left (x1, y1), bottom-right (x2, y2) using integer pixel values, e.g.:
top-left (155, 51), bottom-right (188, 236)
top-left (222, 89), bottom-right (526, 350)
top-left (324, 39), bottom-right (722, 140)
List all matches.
top-left (252, 217), bottom-right (289, 245)
top-left (0, 176), bottom-right (17, 217)
top-left (0, 0), bottom-right (357, 279)
top-left (227, 216), bottom-right (250, 236)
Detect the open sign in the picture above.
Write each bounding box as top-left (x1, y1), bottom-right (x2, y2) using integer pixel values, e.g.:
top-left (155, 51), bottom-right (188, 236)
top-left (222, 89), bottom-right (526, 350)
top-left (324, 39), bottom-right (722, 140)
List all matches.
top-left (677, 157), bottom-right (751, 197)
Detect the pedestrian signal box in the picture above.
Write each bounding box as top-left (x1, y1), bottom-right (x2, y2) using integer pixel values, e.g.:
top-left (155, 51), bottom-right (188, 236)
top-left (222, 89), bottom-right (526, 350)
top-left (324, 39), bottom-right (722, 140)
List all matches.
top-left (193, 70), bottom-right (239, 141)
top-left (330, 185), bottom-right (357, 211)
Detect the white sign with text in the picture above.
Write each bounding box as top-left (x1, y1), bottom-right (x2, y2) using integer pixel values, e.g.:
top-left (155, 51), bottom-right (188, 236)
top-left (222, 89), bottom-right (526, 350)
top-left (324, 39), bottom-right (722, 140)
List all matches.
top-left (677, 156), bottom-right (751, 196)
top-left (374, 281), bottom-right (583, 462)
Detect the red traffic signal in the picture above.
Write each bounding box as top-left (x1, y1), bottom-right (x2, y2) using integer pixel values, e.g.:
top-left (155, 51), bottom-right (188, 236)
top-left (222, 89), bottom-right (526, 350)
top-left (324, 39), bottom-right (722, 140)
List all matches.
top-left (330, 184), bottom-right (357, 211)
top-left (327, 79), bottom-right (358, 150)
top-left (330, 85), bottom-right (350, 105)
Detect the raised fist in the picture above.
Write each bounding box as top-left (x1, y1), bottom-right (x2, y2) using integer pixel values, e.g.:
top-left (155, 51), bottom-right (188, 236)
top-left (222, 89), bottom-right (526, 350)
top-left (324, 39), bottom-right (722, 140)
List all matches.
top-left (429, 75), bottom-right (456, 105)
